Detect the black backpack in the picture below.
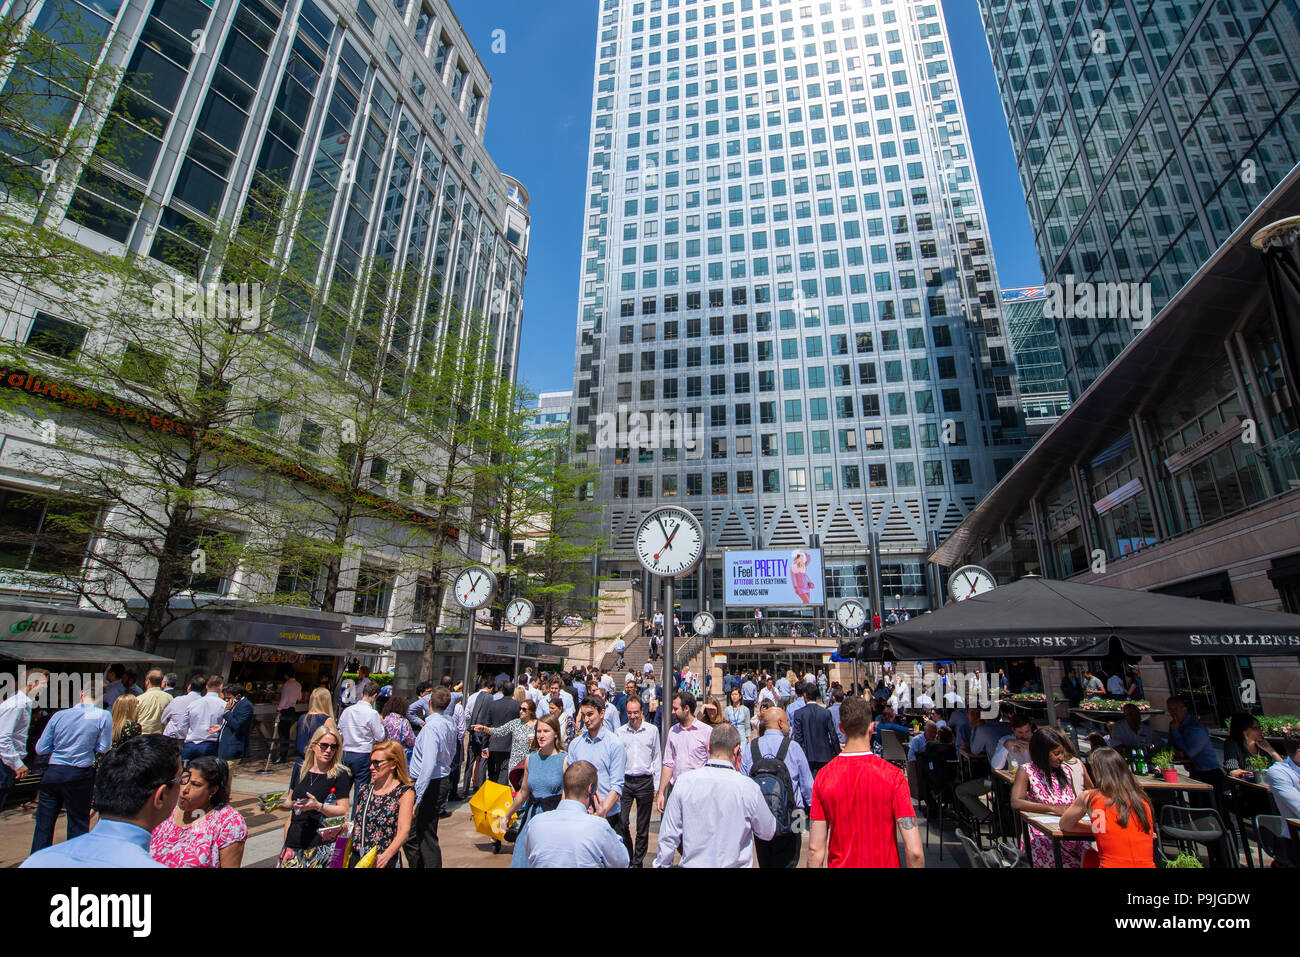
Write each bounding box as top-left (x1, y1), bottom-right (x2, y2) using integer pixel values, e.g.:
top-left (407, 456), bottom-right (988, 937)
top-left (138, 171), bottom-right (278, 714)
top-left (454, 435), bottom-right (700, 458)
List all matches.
top-left (749, 735), bottom-right (796, 836)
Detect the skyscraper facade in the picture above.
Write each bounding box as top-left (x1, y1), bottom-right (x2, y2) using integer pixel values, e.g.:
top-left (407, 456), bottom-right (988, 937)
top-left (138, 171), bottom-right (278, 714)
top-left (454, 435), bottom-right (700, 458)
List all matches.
top-left (0, 0), bottom-right (529, 656)
top-left (1002, 287), bottom-right (1069, 435)
top-left (979, 0), bottom-right (1300, 396)
top-left (570, 0), bottom-right (1025, 622)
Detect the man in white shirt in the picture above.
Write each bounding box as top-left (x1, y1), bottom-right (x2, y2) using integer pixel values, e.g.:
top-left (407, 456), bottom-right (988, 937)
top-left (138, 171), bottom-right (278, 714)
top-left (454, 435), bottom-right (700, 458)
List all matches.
top-left (991, 714), bottom-right (1034, 770)
top-left (599, 671), bottom-right (616, 697)
top-left (0, 669), bottom-right (48, 811)
top-left (1106, 703), bottom-right (1163, 750)
top-left (616, 697), bottom-right (660, 867)
top-left (338, 680), bottom-right (386, 799)
top-left (182, 675), bottom-right (228, 760)
top-left (1105, 672), bottom-right (1126, 697)
top-left (758, 677), bottom-right (778, 708)
top-left (652, 610), bottom-right (665, 637)
top-left (162, 675), bottom-right (204, 741)
top-left (613, 637), bottom-right (626, 670)
top-left (914, 689), bottom-right (935, 711)
top-left (654, 722), bottom-right (776, 868)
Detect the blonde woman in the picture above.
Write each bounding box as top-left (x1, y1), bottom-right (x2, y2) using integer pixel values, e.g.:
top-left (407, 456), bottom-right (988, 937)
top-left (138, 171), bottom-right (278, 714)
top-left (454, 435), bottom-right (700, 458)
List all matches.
top-left (352, 740), bottom-right (415, 868)
top-left (292, 686), bottom-right (335, 782)
top-left (110, 694), bottom-right (142, 748)
top-left (279, 724), bottom-right (352, 867)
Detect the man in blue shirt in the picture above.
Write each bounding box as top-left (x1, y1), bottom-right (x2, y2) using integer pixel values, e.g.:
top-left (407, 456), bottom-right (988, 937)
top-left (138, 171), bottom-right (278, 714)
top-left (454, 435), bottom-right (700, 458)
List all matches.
top-left (1167, 695), bottom-right (1224, 788)
top-left (1265, 730), bottom-right (1300, 863)
top-left (407, 686), bottom-right (456, 868)
top-left (23, 734), bottom-right (181, 868)
top-left (740, 708), bottom-right (814, 868)
top-left (567, 697), bottom-right (626, 825)
top-left (521, 761), bottom-right (629, 867)
top-left (871, 705), bottom-right (914, 750)
top-left (741, 675), bottom-right (757, 708)
top-left (775, 674), bottom-right (794, 707)
top-left (31, 693), bottom-right (113, 853)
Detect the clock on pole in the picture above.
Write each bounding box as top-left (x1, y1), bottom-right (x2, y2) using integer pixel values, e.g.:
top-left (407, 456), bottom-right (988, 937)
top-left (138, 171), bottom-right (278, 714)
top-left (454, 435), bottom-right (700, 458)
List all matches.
top-left (835, 598), bottom-right (867, 631)
top-left (454, 566), bottom-right (499, 700)
top-left (947, 565), bottom-right (996, 603)
top-left (505, 597), bottom-right (534, 679)
top-left (692, 611), bottom-right (715, 637)
top-left (634, 506), bottom-right (704, 754)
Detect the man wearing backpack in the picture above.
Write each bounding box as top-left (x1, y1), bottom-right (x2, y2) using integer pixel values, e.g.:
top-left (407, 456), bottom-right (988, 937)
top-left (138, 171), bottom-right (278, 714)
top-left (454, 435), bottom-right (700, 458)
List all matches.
top-left (740, 708), bottom-right (815, 868)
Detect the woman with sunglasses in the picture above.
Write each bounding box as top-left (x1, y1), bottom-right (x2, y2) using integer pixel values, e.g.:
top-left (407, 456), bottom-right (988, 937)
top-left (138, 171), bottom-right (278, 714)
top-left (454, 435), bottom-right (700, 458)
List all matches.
top-left (278, 724), bottom-right (352, 867)
top-left (351, 740), bottom-right (415, 868)
top-left (149, 756), bottom-right (247, 868)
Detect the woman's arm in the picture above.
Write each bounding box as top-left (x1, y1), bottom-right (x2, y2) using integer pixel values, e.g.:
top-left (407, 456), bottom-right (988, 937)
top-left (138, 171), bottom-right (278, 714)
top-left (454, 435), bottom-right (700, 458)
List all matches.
top-left (377, 790), bottom-right (415, 868)
top-left (1009, 767), bottom-right (1060, 815)
top-left (515, 763), bottom-right (532, 806)
top-left (1059, 790), bottom-right (1094, 834)
top-left (219, 841), bottom-right (246, 868)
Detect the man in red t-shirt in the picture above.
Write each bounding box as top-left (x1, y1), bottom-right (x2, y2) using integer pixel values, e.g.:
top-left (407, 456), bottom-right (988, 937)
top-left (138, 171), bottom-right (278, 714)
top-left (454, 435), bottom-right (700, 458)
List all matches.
top-left (808, 695), bottom-right (924, 868)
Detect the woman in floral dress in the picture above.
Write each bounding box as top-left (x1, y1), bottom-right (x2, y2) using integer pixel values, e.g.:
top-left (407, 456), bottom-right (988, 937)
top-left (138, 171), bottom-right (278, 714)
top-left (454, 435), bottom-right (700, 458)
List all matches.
top-left (381, 695), bottom-right (417, 758)
top-left (1010, 727), bottom-right (1092, 867)
top-left (473, 698), bottom-right (538, 783)
top-left (351, 741), bottom-right (414, 868)
top-left (150, 756), bottom-right (248, 867)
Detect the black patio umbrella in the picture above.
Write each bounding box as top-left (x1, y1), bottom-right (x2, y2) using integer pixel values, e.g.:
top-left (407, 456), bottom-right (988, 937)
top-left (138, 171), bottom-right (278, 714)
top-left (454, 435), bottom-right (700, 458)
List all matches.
top-left (866, 576), bottom-right (1300, 661)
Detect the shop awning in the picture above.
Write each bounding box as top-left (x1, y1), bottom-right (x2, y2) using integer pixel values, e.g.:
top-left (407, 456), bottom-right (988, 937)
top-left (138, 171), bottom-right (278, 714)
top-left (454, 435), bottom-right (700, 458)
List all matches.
top-left (866, 576), bottom-right (1300, 660)
top-left (0, 641), bottom-right (172, 664)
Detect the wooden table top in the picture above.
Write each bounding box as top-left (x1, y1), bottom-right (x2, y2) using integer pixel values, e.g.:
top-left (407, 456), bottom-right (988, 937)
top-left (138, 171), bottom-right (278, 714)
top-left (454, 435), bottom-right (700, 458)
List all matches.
top-left (994, 766), bottom-right (1213, 792)
top-left (1019, 810), bottom-right (1093, 841)
top-left (1227, 775), bottom-right (1273, 793)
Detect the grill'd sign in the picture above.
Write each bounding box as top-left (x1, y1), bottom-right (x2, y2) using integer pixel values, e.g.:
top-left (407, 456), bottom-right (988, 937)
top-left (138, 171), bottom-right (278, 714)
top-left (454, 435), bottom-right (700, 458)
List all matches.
top-left (723, 549), bottom-right (825, 607)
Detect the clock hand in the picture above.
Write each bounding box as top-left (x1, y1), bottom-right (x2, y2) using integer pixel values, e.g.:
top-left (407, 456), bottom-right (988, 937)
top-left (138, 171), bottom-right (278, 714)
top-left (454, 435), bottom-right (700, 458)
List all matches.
top-left (657, 516), bottom-right (671, 541)
top-left (654, 524), bottom-right (681, 561)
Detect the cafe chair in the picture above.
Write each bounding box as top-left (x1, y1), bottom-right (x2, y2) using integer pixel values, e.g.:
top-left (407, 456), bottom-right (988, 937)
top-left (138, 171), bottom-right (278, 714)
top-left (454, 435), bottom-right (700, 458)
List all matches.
top-left (881, 730), bottom-right (909, 768)
top-left (919, 756), bottom-right (960, 860)
top-left (1157, 804), bottom-right (1238, 868)
top-left (1253, 815), bottom-right (1294, 868)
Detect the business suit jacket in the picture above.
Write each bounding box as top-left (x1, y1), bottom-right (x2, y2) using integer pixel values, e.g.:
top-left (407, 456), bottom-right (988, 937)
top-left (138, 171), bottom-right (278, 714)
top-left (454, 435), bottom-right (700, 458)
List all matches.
top-left (486, 695), bottom-right (520, 752)
top-left (791, 701), bottom-right (841, 765)
top-left (217, 698), bottom-right (255, 759)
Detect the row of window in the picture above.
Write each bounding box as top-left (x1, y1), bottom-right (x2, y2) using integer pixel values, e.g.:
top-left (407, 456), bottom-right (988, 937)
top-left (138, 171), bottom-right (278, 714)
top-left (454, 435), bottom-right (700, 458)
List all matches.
top-left (612, 457), bottom-right (972, 497)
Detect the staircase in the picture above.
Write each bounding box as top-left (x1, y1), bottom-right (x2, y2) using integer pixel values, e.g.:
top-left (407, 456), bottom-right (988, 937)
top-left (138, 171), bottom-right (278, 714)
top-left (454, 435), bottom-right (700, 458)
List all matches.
top-left (598, 623), bottom-right (655, 675)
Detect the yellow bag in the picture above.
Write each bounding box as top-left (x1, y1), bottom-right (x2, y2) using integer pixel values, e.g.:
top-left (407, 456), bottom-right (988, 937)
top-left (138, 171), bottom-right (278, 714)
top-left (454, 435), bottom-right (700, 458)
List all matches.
top-left (354, 846), bottom-right (379, 868)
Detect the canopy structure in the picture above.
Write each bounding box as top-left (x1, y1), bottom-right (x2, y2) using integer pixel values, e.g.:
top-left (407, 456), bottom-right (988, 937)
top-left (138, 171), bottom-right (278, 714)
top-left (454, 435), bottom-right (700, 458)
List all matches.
top-left (866, 576), bottom-right (1300, 660)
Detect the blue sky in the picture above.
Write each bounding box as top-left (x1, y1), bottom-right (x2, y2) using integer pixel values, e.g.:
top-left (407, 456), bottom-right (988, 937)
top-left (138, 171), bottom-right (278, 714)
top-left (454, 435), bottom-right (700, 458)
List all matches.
top-left (453, 0), bottom-right (1044, 397)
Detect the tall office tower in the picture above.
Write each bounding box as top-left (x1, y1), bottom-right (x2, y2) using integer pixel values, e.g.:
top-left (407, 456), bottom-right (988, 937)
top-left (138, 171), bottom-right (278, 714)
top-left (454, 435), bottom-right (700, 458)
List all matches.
top-left (1002, 287), bottom-right (1070, 436)
top-left (978, 0), bottom-right (1300, 397)
top-left (0, 0), bottom-right (528, 635)
top-left (570, 0), bottom-right (1025, 620)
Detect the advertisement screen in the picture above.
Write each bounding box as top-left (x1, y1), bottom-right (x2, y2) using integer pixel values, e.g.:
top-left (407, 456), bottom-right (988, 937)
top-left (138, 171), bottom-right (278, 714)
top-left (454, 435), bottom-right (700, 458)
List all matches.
top-left (723, 549), bottom-right (825, 607)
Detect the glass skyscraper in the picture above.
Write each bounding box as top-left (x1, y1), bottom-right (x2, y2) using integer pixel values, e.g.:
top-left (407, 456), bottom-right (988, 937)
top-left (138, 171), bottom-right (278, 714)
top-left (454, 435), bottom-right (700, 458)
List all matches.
top-left (979, 0), bottom-right (1300, 396)
top-left (570, 0), bottom-right (1024, 619)
top-left (1002, 287), bottom-right (1070, 434)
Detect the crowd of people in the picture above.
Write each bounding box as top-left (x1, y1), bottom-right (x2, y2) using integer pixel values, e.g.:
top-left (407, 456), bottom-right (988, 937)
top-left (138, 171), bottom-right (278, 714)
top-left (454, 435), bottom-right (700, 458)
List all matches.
top-left (6, 657), bottom-right (1298, 871)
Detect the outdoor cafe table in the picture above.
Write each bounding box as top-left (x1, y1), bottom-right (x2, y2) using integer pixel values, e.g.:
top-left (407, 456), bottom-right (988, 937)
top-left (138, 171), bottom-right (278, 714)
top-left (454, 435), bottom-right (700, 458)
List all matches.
top-left (994, 766), bottom-right (1218, 863)
top-left (1225, 775), bottom-right (1276, 867)
top-left (1019, 810), bottom-right (1090, 869)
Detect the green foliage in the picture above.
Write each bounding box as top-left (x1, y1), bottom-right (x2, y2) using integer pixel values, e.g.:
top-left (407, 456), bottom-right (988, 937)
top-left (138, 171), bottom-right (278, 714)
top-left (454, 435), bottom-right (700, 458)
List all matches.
top-left (1163, 852), bottom-right (1204, 869)
top-left (340, 673), bottom-right (393, 688)
top-left (1150, 748), bottom-right (1175, 771)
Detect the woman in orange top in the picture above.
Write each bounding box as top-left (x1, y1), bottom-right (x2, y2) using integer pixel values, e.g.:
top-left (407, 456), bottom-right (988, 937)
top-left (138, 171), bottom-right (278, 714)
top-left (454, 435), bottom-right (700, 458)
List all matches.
top-left (1061, 746), bottom-right (1156, 868)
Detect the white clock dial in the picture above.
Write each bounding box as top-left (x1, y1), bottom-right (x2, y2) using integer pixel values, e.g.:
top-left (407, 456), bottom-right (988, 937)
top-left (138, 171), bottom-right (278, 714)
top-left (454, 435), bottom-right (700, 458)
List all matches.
top-left (692, 611), bottom-right (715, 636)
top-left (634, 506), bottom-right (704, 578)
top-left (505, 598), bottom-right (534, 628)
top-left (836, 599), bottom-right (867, 630)
top-left (948, 565), bottom-right (996, 602)
top-left (453, 566), bottom-right (498, 610)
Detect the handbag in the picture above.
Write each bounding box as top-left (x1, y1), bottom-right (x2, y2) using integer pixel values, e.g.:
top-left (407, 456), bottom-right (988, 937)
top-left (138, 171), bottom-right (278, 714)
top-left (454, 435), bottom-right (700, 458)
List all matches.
top-left (503, 798), bottom-right (531, 843)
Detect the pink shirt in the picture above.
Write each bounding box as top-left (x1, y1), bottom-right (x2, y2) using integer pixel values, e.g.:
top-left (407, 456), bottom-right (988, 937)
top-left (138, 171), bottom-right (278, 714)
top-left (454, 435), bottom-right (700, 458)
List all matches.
top-left (278, 679), bottom-right (302, 711)
top-left (663, 719), bottom-right (712, 784)
top-left (150, 804), bottom-right (248, 868)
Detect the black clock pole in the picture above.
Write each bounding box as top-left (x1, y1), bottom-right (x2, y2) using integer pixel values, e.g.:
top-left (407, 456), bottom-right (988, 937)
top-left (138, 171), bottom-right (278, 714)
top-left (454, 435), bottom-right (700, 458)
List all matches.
top-left (661, 575), bottom-right (674, 755)
top-left (461, 611), bottom-right (478, 709)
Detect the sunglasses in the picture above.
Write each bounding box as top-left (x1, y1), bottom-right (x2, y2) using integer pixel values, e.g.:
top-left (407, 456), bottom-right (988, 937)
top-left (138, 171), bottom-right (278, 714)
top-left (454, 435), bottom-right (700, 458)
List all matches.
top-left (317, 741), bottom-right (339, 751)
top-left (368, 759), bottom-right (388, 768)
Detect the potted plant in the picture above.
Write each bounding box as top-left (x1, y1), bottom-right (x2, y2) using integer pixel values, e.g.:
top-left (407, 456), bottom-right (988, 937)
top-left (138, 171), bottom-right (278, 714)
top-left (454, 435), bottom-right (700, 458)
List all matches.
top-left (1164, 851), bottom-right (1204, 869)
top-left (1151, 748), bottom-right (1179, 783)
top-left (1245, 753), bottom-right (1272, 783)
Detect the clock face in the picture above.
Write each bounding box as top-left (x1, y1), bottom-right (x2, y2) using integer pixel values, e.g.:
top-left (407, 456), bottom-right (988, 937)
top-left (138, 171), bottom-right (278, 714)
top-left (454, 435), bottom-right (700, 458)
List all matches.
top-left (505, 598), bottom-right (534, 628)
top-left (836, 599), bottom-right (867, 630)
top-left (634, 506), bottom-right (704, 578)
top-left (453, 566), bottom-right (497, 610)
top-left (692, 611), bottom-right (715, 636)
top-left (948, 565), bottom-right (996, 602)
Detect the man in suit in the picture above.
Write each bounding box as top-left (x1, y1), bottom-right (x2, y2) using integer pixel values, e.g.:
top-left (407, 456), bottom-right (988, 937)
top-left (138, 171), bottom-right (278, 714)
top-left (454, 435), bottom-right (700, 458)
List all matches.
top-left (464, 676), bottom-right (495, 794)
top-left (485, 683), bottom-right (521, 784)
top-left (217, 684), bottom-right (255, 760)
top-left (790, 682), bottom-right (840, 776)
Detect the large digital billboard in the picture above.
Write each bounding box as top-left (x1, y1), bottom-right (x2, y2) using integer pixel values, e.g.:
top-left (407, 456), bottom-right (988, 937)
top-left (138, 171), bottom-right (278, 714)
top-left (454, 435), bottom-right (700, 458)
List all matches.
top-left (723, 549), bottom-right (825, 607)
